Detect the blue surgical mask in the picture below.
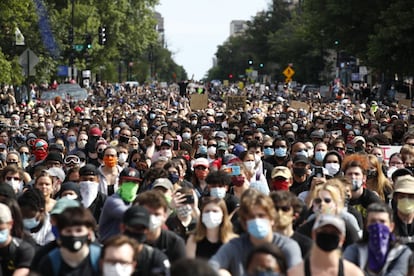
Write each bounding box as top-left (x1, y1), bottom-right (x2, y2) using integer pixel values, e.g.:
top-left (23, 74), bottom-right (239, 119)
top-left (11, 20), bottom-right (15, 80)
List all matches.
top-left (0, 228), bottom-right (9, 244)
top-left (345, 123), bottom-right (352, 130)
top-left (199, 145), bottom-right (207, 155)
top-left (314, 151), bottom-right (326, 163)
top-left (274, 147), bottom-right (287, 157)
top-left (210, 187), bottom-right (226, 199)
top-left (23, 217), bottom-right (40, 230)
top-left (247, 218), bottom-right (270, 239)
top-left (263, 147), bottom-right (274, 156)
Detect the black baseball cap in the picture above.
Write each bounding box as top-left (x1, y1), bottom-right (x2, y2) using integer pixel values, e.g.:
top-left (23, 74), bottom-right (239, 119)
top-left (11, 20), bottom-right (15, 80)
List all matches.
top-left (79, 164), bottom-right (98, 176)
top-left (123, 205), bottom-right (150, 228)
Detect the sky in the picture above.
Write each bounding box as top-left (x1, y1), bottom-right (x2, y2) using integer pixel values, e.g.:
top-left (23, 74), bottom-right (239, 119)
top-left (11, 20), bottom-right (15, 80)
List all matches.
top-left (156, 0), bottom-right (270, 80)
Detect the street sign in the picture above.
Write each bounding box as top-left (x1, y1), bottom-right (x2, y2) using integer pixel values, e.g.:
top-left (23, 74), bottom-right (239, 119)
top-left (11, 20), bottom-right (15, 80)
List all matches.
top-left (19, 48), bottom-right (39, 77)
top-left (285, 77), bottom-right (292, 83)
top-left (283, 66), bottom-right (295, 78)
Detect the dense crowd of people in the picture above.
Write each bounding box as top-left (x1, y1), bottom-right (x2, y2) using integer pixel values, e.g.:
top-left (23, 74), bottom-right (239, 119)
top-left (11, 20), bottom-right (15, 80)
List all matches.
top-left (1, 80), bottom-right (414, 275)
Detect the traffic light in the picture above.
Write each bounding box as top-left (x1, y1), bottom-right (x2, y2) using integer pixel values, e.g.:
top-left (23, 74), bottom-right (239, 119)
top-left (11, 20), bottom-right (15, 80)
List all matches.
top-left (228, 73), bottom-right (233, 79)
top-left (98, 26), bottom-right (106, 45)
top-left (334, 40), bottom-right (340, 46)
top-left (85, 34), bottom-right (92, 49)
top-left (68, 27), bottom-right (74, 43)
top-left (248, 59), bottom-right (253, 65)
top-left (259, 63), bottom-right (264, 68)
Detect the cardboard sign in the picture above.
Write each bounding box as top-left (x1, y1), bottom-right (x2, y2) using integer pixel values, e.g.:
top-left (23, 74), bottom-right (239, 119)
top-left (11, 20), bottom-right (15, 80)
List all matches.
top-left (190, 93), bottom-right (208, 110)
top-left (380, 145), bottom-right (401, 166)
top-left (226, 96), bottom-right (247, 110)
top-left (290, 100), bottom-right (309, 110)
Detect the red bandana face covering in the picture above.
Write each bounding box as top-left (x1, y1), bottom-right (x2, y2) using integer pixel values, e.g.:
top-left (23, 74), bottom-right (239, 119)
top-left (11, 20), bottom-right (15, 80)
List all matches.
top-left (272, 179), bottom-right (290, 191)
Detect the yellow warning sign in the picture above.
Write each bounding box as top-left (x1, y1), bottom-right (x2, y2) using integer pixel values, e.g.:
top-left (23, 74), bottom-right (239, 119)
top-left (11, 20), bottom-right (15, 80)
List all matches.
top-left (283, 66), bottom-right (295, 78)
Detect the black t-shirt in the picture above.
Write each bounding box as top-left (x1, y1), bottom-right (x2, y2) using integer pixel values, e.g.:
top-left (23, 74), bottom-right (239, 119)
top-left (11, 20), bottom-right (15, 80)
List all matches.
top-left (290, 178), bottom-right (309, 196)
top-left (0, 237), bottom-right (35, 276)
top-left (196, 237), bottom-right (222, 260)
top-left (349, 188), bottom-right (381, 218)
top-left (146, 229), bottom-right (186, 263)
top-left (165, 215), bottom-right (197, 241)
top-left (30, 240), bottom-right (57, 271)
top-left (133, 244), bottom-right (170, 276)
top-left (291, 231), bottom-right (313, 258)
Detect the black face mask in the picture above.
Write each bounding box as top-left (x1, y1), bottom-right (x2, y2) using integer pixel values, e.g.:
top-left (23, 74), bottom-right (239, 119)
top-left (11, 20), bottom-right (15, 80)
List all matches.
top-left (60, 234), bottom-right (89, 252)
top-left (293, 167), bottom-right (306, 177)
top-left (97, 151), bottom-right (105, 159)
top-left (119, 135), bottom-right (130, 144)
top-left (124, 230), bottom-right (146, 243)
top-left (315, 232), bottom-right (340, 252)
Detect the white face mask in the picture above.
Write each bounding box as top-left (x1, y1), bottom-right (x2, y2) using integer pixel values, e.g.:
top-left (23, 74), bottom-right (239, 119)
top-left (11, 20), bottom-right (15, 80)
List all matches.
top-left (207, 146), bottom-right (217, 156)
top-left (63, 194), bottom-right (78, 200)
top-left (77, 140), bottom-right (87, 149)
top-left (182, 132), bottom-right (191, 140)
top-left (149, 215), bottom-right (163, 232)
top-left (324, 163), bottom-right (340, 176)
top-left (102, 262), bottom-right (134, 276)
top-left (5, 179), bottom-right (23, 192)
top-left (160, 149), bottom-right (172, 158)
top-left (79, 181), bottom-right (99, 208)
top-left (228, 134), bottom-right (236, 141)
top-left (243, 161), bottom-right (255, 172)
top-left (202, 211), bottom-right (223, 229)
top-left (118, 153), bottom-right (128, 163)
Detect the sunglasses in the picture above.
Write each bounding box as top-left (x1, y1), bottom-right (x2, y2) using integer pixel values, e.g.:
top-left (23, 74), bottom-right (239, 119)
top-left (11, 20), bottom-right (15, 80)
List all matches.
top-left (313, 197), bottom-right (332, 204)
top-left (6, 176), bottom-right (20, 181)
top-left (275, 206), bottom-right (291, 212)
top-left (334, 147), bottom-right (344, 151)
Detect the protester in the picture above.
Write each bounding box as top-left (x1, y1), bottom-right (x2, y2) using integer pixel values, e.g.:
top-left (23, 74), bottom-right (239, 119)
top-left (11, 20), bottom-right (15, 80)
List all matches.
top-left (288, 214), bottom-right (363, 276)
top-left (186, 197), bottom-right (237, 259)
top-left (344, 202), bottom-right (412, 275)
top-left (209, 188), bottom-right (302, 276)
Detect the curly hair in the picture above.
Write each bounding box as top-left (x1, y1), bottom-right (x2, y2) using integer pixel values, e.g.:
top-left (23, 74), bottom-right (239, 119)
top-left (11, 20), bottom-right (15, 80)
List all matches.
top-left (342, 153), bottom-right (369, 174)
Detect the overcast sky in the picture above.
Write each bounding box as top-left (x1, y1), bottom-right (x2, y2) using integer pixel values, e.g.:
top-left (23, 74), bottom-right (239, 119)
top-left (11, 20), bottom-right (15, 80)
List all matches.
top-left (156, 0), bottom-right (270, 80)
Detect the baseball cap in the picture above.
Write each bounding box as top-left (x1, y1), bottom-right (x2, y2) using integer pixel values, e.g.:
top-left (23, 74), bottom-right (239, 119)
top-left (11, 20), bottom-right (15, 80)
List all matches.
top-left (79, 164), bottom-right (98, 176)
top-left (313, 214), bottom-right (346, 236)
top-left (161, 140), bottom-right (172, 148)
top-left (119, 167), bottom-right (142, 182)
top-left (0, 143), bottom-right (6, 150)
top-left (271, 166), bottom-right (292, 179)
top-left (215, 131), bottom-right (227, 140)
top-left (394, 175), bottom-right (414, 194)
top-left (50, 197), bottom-right (81, 215)
top-left (45, 167), bottom-right (65, 182)
top-left (49, 143), bottom-right (64, 153)
top-left (217, 141), bottom-right (228, 151)
top-left (152, 178), bottom-right (173, 191)
top-left (45, 152), bottom-right (63, 164)
top-left (59, 181), bottom-right (81, 198)
top-left (89, 127), bottom-right (102, 137)
top-left (0, 203), bottom-right (12, 224)
top-left (293, 155), bottom-right (309, 165)
top-left (193, 157), bottom-right (209, 168)
top-left (123, 205), bottom-right (150, 228)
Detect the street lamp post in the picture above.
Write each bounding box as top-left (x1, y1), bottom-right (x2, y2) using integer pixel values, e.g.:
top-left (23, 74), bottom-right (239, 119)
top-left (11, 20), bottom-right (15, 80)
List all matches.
top-left (70, 0), bottom-right (75, 81)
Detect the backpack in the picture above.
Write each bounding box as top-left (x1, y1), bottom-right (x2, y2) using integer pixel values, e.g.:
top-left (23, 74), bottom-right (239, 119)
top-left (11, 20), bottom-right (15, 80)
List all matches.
top-left (48, 243), bottom-right (101, 276)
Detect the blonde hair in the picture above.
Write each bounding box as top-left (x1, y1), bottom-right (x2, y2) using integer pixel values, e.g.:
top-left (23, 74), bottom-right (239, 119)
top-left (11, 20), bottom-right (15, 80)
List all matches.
top-left (238, 189), bottom-right (276, 226)
top-left (366, 154), bottom-right (393, 201)
top-left (313, 179), bottom-right (346, 213)
top-left (194, 197), bottom-right (235, 243)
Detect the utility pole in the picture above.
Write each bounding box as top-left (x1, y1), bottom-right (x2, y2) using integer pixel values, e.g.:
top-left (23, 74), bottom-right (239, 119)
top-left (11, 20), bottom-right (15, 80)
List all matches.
top-left (70, 0), bottom-right (75, 81)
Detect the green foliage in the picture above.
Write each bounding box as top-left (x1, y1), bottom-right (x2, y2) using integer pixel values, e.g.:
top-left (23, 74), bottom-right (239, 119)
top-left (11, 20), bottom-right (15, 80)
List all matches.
top-left (0, 0), bottom-right (185, 85)
top-left (208, 0), bottom-right (414, 83)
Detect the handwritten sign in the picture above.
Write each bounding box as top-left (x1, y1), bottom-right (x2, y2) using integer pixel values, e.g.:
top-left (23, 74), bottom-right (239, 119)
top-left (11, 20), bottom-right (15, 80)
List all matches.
top-left (380, 145), bottom-right (401, 166)
top-left (226, 96), bottom-right (247, 110)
